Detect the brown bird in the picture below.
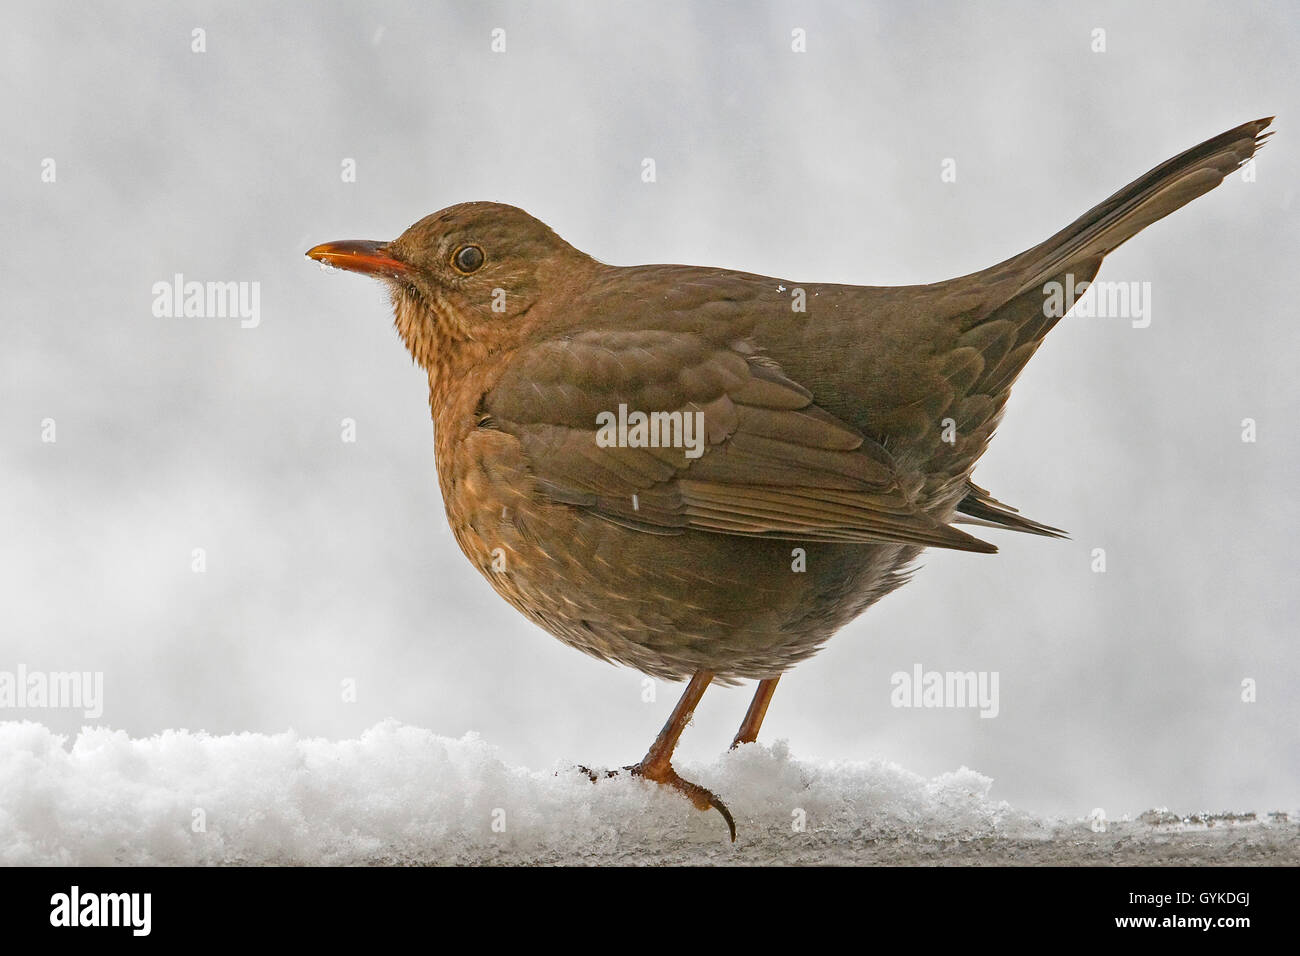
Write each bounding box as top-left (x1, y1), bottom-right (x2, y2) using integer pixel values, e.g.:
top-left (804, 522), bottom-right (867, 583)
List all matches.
top-left (308, 118), bottom-right (1271, 840)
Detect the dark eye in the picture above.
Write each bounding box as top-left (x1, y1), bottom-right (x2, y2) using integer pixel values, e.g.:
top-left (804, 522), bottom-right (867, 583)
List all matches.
top-left (452, 244), bottom-right (485, 274)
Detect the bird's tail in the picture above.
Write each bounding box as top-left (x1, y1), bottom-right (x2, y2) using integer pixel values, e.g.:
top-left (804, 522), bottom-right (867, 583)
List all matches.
top-left (1000, 116), bottom-right (1273, 301)
top-left (930, 118), bottom-right (1272, 514)
top-left (949, 117), bottom-right (1273, 404)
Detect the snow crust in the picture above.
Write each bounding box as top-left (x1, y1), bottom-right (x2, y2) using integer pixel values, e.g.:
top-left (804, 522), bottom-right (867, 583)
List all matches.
top-left (2, 720), bottom-right (1293, 865)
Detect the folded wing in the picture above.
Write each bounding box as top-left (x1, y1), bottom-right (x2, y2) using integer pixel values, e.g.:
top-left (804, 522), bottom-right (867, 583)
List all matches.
top-left (485, 330), bottom-right (997, 553)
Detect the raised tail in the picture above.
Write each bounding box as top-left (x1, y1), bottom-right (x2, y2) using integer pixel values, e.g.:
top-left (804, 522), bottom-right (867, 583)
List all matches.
top-left (931, 118), bottom-right (1272, 524)
top-left (1000, 116), bottom-right (1273, 301)
top-left (950, 117), bottom-right (1273, 415)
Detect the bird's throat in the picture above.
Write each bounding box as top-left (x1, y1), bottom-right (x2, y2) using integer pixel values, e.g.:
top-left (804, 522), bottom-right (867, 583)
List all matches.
top-left (391, 285), bottom-right (456, 365)
top-left (389, 284), bottom-right (492, 416)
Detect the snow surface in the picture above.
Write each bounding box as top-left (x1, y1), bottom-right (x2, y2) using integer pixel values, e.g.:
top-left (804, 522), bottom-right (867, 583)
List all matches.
top-left (1, 720), bottom-right (1294, 866)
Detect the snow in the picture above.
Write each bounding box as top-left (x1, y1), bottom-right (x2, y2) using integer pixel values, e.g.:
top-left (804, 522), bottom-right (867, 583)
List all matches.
top-left (1, 720), bottom-right (1294, 865)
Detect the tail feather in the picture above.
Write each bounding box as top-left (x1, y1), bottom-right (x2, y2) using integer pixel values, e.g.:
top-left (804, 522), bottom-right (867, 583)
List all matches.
top-left (935, 119), bottom-right (1271, 521)
top-left (1003, 117), bottom-right (1272, 300)
top-left (954, 482), bottom-right (1067, 539)
top-left (948, 117), bottom-right (1273, 433)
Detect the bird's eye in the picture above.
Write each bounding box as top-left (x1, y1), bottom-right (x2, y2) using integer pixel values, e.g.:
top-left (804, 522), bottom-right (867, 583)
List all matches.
top-left (451, 244), bottom-right (485, 274)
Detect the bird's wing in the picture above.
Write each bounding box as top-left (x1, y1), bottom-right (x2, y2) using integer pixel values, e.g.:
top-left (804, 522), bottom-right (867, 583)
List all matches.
top-left (484, 330), bottom-right (996, 553)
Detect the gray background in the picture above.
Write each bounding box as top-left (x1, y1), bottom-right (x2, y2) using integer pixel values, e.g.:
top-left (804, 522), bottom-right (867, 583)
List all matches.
top-left (3, 0), bottom-right (1296, 820)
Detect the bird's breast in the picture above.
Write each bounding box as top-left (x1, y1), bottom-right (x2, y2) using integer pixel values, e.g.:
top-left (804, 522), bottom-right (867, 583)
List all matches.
top-left (428, 396), bottom-right (917, 680)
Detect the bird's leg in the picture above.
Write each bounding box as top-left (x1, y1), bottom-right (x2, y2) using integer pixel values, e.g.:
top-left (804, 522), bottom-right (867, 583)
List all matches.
top-left (625, 669), bottom-right (736, 841)
top-left (730, 677), bottom-right (780, 749)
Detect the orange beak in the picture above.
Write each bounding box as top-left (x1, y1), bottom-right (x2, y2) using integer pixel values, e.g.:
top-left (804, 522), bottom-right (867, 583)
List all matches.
top-left (306, 240), bottom-right (413, 279)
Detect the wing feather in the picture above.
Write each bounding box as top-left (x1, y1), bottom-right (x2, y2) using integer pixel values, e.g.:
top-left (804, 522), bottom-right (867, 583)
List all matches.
top-left (487, 331), bottom-right (996, 553)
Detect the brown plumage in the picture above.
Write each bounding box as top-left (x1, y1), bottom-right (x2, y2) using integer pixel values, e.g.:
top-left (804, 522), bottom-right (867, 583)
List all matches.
top-left (308, 118), bottom-right (1271, 837)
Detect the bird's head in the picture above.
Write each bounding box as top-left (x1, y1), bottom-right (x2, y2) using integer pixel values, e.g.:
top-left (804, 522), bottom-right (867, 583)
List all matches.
top-left (307, 201), bottom-right (595, 370)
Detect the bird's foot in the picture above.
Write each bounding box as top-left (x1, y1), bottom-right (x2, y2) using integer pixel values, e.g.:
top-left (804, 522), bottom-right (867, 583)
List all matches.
top-left (630, 759), bottom-right (737, 842)
top-left (577, 759), bottom-right (735, 841)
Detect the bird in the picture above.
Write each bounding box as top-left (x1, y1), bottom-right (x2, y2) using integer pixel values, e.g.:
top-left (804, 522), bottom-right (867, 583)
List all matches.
top-left (308, 118), bottom-right (1271, 840)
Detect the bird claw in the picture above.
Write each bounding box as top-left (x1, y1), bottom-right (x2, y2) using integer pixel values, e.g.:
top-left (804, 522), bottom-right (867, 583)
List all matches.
top-left (640, 766), bottom-right (735, 843)
top-left (578, 760), bottom-right (736, 842)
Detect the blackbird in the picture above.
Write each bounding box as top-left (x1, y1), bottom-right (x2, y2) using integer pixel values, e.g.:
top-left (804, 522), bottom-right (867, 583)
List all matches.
top-left (308, 118), bottom-right (1271, 840)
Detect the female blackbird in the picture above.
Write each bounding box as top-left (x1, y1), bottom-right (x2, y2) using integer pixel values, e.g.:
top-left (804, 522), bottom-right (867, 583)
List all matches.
top-left (308, 118), bottom-right (1271, 839)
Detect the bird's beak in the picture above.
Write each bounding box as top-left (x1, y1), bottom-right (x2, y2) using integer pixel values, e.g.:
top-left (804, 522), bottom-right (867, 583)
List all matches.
top-left (306, 239), bottom-right (413, 279)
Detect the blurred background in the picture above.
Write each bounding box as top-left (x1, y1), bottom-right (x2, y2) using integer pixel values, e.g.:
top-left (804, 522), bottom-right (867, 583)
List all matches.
top-left (2, 0), bottom-right (1296, 820)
